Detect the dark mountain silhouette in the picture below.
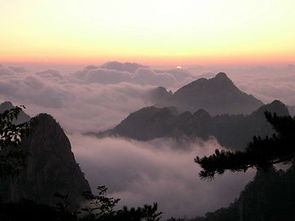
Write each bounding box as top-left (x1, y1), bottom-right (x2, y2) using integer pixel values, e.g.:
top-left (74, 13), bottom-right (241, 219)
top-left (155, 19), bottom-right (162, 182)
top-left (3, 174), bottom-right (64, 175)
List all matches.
top-left (148, 87), bottom-right (173, 105)
top-left (0, 103), bottom-right (90, 209)
top-left (192, 165), bottom-right (295, 221)
top-left (150, 72), bottom-right (263, 115)
top-left (97, 100), bottom-right (289, 150)
top-left (99, 106), bottom-right (178, 141)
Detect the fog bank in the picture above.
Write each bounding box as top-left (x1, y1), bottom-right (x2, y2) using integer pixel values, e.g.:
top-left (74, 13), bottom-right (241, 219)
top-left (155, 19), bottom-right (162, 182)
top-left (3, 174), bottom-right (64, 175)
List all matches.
top-left (71, 135), bottom-right (254, 218)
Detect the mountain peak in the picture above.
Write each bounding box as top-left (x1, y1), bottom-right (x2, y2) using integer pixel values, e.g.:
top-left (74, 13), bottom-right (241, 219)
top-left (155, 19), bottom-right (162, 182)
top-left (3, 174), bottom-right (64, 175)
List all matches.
top-left (212, 72), bottom-right (233, 85)
top-left (193, 109), bottom-right (211, 118)
top-left (266, 100), bottom-right (289, 115)
top-left (0, 101), bottom-right (14, 111)
top-left (170, 72), bottom-right (263, 115)
top-left (270, 99), bottom-right (285, 106)
top-left (36, 113), bottom-right (56, 123)
top-left (215, 72), bottom-right (229, 79)
top-left (254, 100), bottom-right (289, 116)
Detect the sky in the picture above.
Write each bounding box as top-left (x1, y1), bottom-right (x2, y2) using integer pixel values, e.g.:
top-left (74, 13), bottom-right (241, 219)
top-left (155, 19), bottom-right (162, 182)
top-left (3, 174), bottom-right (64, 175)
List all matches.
top-left (1, 0), bottom-right (295, 217)
top-left (1, 0), bottom-right (295, 65)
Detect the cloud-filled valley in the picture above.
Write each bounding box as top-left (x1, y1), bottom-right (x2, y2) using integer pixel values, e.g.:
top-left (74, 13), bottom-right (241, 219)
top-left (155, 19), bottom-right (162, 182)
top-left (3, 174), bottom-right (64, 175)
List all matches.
top-left (1, 63), bottom-right (294, 134)
top-left (0, 62), bottom-right (197, 133)
top-left (71, 135), bottom-right (254, 218)
top-left (0, 61), bottom-right (294, 218)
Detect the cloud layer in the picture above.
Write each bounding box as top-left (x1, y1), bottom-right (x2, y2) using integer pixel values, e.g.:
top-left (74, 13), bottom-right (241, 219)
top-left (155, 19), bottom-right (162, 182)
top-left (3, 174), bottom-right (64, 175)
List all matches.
top-left (71, 135), bottom-right (254, 218)
top-left (0, 63), bottom-right (194, 133)
top-left (1, 63), bottom-right (294, 134)
top-left (0, 62), bottom-right (294, 218)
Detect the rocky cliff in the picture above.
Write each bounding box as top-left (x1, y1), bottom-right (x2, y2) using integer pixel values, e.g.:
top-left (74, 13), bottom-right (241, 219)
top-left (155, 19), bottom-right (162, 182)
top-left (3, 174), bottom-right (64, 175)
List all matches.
top-left (0, 111), bottom-right (90, 209)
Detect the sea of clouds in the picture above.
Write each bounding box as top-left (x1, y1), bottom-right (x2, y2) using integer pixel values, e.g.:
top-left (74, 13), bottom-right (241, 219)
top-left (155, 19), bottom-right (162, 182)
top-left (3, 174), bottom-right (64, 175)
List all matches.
top-left (0, 62), bottom-right (194, 132)
top-left (0, 61), bottom-right (294, 218)
top-left (71, 135), bottom-right (254, 218)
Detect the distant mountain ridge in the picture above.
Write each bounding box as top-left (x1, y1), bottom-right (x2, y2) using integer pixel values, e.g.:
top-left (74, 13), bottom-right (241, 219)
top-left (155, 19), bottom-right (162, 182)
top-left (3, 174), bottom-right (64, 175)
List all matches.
top-left (97, 100), bottom-right (289, 150)
top-left (150, 72), bottom-right (263, 115)
top-left (0, 102), bottom-right (90, 209)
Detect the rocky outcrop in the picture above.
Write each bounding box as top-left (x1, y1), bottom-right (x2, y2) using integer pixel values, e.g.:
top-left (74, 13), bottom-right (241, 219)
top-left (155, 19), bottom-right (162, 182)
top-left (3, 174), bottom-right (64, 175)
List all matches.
top-left (0, 112), bottom-right (90, 209)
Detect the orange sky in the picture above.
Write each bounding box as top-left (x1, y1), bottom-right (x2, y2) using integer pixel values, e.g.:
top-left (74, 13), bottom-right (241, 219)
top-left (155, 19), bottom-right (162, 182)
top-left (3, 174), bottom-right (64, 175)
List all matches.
top-left (1, 0), bottom-right (295, 66)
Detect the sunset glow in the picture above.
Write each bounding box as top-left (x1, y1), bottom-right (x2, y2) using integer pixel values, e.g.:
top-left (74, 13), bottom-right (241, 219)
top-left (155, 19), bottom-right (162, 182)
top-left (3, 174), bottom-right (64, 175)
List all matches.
top-left (1, 0), bottom-right (295, 65)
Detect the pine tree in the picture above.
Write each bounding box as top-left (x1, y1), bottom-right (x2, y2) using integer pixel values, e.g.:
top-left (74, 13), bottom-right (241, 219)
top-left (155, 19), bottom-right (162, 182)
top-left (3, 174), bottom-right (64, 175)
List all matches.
top-left (195, 112), bottom-right (295, 179)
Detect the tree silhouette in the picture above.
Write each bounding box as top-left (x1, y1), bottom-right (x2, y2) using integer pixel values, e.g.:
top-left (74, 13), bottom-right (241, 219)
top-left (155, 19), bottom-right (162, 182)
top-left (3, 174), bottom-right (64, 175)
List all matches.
top-left (81, 185), bottom-right (120, 220)
top-left (80, 185), bottom-right (162, 221)
top-left (0, 105), bottom-right (36, 177)
top-left (195, 112), bottom-right (295, 178)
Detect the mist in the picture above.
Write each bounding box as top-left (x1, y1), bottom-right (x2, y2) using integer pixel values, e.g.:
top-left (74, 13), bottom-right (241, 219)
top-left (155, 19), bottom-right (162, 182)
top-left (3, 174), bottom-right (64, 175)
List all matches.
top-left (70, 135), bottom-right (254, 218)
top-left (0, 63), bottom-right (197, 133)
top-left (1, 63), bottom-right (295, 129)
top-left (0, 62), bottom-right (294, 218)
